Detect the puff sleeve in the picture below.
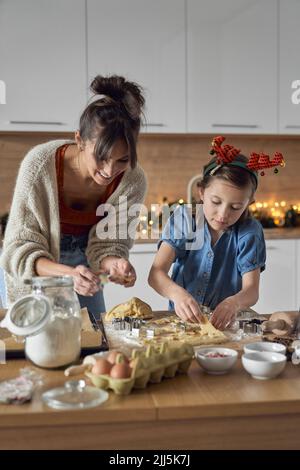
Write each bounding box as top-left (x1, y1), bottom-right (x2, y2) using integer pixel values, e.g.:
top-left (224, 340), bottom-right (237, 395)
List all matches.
top-left (237, 222), bottom-right (266, 276)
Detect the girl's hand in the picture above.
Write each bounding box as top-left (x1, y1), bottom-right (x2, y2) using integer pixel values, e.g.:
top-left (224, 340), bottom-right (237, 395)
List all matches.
top-left (107, 258), bottom-right (136, 287)
top-left (73, 265), bottom-right (101, 297)
top-left (211, 297), bottom-right (239, 330)
top-left (172, 290), bottom-right (205, 323)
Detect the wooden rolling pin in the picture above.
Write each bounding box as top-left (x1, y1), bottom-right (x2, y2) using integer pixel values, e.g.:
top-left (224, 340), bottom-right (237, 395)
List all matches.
top-left (261, 311), bottom-right (299, 336)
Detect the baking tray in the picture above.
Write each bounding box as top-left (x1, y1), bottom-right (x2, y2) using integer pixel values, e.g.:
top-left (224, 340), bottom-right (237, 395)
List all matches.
top-left (81, 310), bottom-right (109, 357)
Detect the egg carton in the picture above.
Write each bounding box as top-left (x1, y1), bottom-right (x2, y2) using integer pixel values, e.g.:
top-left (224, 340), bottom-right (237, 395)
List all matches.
top-left (85, 342), bottom-right (194, 395)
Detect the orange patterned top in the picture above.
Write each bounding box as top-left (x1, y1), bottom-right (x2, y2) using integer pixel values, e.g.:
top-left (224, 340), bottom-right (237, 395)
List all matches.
top-left (56, 144), bottom-right (123, 235)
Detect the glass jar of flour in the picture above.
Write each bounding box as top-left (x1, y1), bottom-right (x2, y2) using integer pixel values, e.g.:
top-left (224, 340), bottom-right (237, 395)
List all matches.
top-left (1, 276), bottom-right (81, 368)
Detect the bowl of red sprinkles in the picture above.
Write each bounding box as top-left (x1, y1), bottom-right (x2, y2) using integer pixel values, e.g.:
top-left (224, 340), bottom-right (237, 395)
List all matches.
top-left (195, 347), bottom-right (238, 375)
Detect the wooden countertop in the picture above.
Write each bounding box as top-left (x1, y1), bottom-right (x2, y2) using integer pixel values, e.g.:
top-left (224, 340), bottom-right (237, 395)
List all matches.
top-left (1, 336), bottom-right (300, 449)
top-left (1, 228), bottom-right (300, 250)
top-left (263, 227), bottom-right (300, 240)
top-left (134, 227), bottom-right (300, 244)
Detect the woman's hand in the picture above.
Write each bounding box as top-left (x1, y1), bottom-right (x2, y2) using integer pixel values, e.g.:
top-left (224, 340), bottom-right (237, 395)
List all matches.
top-left (172, 290), bottom-right (205, 323)
top-left (73, 265), bottom-right (102, 296)
top-left (210, 296), bottom-right (239, 330)
top-left (101, 257), bottom-right (136, 287)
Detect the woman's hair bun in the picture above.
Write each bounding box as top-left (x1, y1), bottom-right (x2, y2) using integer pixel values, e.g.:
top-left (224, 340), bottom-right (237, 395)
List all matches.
top-left (90, 75), bottom-right (125, 100)
top-left (90, 75), bottom-right (145, 120)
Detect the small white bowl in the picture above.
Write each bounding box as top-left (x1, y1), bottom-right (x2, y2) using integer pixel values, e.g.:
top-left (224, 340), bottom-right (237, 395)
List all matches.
top-left (242, 351), bottom-right (287, 380)
top-left (195, 347), bottom-right (238, 375)
top-left (244, 341), bottom-right (286, 356)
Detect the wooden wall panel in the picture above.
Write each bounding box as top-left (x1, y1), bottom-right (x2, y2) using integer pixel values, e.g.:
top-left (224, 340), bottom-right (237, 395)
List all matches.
top-left (0, 132), bottom-right (299, 215)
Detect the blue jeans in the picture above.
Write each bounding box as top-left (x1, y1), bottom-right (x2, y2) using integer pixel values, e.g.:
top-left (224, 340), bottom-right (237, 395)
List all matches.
top-left (60, 234), bottom-right (106, 320)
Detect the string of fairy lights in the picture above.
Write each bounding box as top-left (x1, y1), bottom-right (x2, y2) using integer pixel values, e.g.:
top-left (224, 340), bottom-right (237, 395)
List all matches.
top-left (137, 198), bottom-right (300, 236)
top-left (250, 200), bottom-right (300, 227)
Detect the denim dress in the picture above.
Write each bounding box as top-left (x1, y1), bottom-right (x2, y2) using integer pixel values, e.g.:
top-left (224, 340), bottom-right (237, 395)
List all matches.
top-left (59, 233), bottom-right (106, 319)
top-left (159, 206), bottom-right (266, 311)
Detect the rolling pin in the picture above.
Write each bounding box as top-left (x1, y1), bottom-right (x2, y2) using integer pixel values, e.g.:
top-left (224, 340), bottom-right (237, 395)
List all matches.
top-left (261, 311), bottom-right (299, 336)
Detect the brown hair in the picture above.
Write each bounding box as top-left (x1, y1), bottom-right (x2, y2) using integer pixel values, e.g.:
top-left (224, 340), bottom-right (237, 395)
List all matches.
top-left (79, 75), bottom-right (145, 168)
top-left (198, 154), bottom-right (257, 222)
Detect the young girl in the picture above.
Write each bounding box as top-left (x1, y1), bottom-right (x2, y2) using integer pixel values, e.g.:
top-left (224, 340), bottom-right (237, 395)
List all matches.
top-left (0, 75), bottom-right (147, 317)
top-left (149, 137), bottom-right (283, 330)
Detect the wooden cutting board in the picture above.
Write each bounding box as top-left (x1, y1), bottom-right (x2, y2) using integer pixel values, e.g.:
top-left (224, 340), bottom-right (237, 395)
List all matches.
top-left (103, 310), bottom-right (254, 354)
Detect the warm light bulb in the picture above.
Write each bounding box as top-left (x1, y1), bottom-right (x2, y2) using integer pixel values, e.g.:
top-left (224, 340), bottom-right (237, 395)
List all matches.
top-left (280, 201), bottom-right (286, 207)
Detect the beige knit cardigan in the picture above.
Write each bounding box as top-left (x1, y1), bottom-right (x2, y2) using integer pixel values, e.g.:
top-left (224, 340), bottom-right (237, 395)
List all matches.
top-left (0, 140), bottom-right (147, 304)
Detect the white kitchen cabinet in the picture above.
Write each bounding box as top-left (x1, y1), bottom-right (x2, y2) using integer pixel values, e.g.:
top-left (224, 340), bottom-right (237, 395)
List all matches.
top-left (254, 239), bottom-right (297, 314)
top-left (0, 0), bottom-right (87, 132)
top-left (279, 0), bottom-right (300, 134)
top-left (87, 0), bottom-right (186, 133)
top-left (297, 240), bottom-right (300, 309)
top-left (187, 0), bottom-right (277, 134)
top-left (103, 244), bottom-right (168, 312)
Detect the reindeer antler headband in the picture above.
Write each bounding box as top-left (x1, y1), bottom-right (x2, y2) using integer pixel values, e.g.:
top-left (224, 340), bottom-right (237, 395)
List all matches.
top-left (204, 136), bottom-right (285, 188)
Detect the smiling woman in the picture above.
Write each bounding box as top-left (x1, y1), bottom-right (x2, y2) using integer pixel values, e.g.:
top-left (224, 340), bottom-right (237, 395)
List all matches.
top-left (0, 75), bottom-right (147, 317)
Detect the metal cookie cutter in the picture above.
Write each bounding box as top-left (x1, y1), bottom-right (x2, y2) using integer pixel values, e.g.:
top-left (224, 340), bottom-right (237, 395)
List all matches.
top-left (123, 317), bottom-right (146, 337)
top-left (112, 318), bottom-right (127, 331)
top-left (241, 319), bottom-right (262, 335)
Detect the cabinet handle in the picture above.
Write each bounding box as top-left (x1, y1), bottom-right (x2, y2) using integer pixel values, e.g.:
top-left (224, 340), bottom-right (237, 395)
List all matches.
top-left (285, 125), bottom-right (300, 129)
top-left (142, 123), bottom-right (166, 127)
top-left (266, 246), bottom-right (278, 250)
top-left (212, 123), bottom-right (259, 128)
top-left (9, 120), bottom-right (65, 125)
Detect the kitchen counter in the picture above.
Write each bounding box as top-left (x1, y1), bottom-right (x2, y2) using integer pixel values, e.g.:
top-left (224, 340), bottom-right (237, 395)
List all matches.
top-left (1, 227), bottom-right (300, 250)
top-left (1, 339), bottom-right (300, 449)
top-left (263, 227), bottom-right (300, 239)
top-left (134, 227), bottom-right (300, 244)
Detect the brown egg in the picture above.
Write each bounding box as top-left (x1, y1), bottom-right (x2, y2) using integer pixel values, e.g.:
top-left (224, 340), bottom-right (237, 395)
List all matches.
top-left (110, 362), bottom-right (132, 379)
top-left (106, 350), bottom-right (128, 365)
top-left (91, 358), bottom-right (112, 376)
